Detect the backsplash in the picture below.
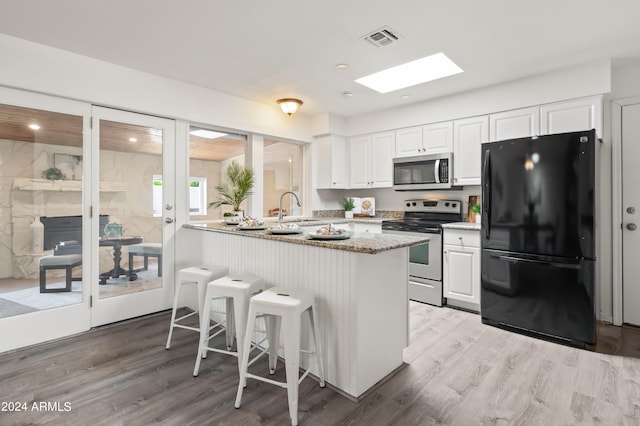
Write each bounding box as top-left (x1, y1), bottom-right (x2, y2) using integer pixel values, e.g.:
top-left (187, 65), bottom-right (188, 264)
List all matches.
top-left (312, 210), bottom-right (404, 219)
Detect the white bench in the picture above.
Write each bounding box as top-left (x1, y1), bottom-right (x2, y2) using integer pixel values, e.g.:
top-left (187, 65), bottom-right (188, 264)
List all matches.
top-left (128, 243), bottom-right (162, 277)
top-left (38, 254), bottom-right (82, 293)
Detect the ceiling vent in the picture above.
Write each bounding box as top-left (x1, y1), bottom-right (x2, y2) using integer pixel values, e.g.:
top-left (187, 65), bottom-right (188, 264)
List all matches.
top-left (362, 26), bottom-right (401, 47)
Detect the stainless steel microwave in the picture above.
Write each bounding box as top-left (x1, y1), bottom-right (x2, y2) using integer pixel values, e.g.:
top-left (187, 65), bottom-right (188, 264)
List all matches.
top-left (393, 152), bottom-right (454, 190)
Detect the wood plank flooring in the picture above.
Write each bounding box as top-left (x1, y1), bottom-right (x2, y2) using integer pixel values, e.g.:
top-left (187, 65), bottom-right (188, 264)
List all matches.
top-left (1, 303), bottom-right (639, 425)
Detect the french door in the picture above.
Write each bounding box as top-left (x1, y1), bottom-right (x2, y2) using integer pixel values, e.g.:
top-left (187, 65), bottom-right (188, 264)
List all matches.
top-left (0, 87), bottom-right (91, 353)
top-left (90, 107), bottom-right (175, 326)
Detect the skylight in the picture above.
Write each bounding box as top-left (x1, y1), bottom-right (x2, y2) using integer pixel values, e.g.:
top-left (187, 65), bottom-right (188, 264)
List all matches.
top-left (190, 129), bottom-right (228, 139)
top-left (355, 53), bottom-right (463, 94)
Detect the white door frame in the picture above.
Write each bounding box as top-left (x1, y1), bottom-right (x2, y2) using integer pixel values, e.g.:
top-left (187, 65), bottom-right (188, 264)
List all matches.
top-left (611, 95), bottom-right (640, 326)
top-left (0, 86), bottom-right (92, 352)
top-left (90, 106), bottom-right (175, 327)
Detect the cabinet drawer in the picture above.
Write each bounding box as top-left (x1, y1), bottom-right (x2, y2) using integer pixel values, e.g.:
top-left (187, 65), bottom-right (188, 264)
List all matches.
top-left (443, 229), bottom-right (480, 247)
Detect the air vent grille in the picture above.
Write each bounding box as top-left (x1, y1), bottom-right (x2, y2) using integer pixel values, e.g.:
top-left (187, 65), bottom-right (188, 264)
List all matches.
top-left (362, 26), bottom-right (401, 47)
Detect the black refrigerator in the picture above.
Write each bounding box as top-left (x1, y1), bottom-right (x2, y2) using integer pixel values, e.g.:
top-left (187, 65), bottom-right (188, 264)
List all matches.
top-left (480, 129), bottom-right (596, 348)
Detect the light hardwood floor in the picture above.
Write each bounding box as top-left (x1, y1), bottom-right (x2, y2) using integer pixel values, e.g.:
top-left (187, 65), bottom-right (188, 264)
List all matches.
top-left (0, 303), bottom-right (639, 425)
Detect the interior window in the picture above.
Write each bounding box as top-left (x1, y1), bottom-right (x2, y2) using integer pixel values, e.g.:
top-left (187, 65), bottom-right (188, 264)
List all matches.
top-left (263, 139), bottom-right (304, 218)
top-left (188, 126), bottom-right (247, 220)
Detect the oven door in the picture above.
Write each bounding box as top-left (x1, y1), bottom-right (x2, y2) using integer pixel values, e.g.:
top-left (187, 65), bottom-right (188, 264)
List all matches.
top-left (382, 229), bottom-right (441, 281)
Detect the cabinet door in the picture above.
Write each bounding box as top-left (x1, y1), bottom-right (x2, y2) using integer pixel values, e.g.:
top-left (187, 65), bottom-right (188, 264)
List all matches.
top-left (395, 126), bottom-right (423, 158)
top-left (422, 121), bottom-right (453, 154)
top-left (315, 135), bottom-right (347, 189)
top-left (540, 96), bottom-right (602, 137)
top-left (453, 115), bottom-right (488, 186)
top-left (443, 244), bottom-right (480, 305)
top-left (351, 222), bottom-right (382, 234)
top-left (330, 136), bottom-right (348, 188)
top-left (489, 106), bottom-right (540, 142)
top-left (370, 131), bottom-right (394, 188)
top-left (350, 135), bottom-right (371, 188)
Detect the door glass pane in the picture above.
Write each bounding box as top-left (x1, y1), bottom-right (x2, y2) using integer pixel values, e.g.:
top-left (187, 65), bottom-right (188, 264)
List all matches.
top-left (264, 139), bottom-right (303, 218)
top-left (0, 104), bottom-right (84, 317)
top-left (98, 120), bottom-right (162, 299)
top-left (188, 126), bottom-right (247, 220)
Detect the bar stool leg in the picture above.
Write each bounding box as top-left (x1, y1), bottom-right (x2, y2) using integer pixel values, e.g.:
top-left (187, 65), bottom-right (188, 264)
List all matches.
top-left (309, 306), bottom-right (325, 387)
top-left (235, 304), bottom-right (258, 407)
top-left (267, 315), bottom-right (281, 374)
top-left (282, 313), bottom-right (301, 426)
top-left (165, 279), bottom-right (184, 349)
top-left (193, 284), bottom-right (215, 376)
top-left (225, 297), bottom-right (235, 351)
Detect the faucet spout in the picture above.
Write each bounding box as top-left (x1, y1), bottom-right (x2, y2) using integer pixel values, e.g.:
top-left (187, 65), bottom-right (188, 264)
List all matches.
top-left (279, 191), bottom-right (301, 222)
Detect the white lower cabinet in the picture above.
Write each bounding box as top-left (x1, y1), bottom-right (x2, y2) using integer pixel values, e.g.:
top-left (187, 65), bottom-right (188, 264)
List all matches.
top-left (443, 228), bottom-right (480, 312)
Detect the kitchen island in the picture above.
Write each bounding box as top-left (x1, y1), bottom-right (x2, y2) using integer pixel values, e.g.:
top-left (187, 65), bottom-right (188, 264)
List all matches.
top-left (178, 222), bottom-right (429, 399)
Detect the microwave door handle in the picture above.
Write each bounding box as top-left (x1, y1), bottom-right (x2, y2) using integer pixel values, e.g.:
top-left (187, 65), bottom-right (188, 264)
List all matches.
top-left (434, 159), bottom-right (440, 184)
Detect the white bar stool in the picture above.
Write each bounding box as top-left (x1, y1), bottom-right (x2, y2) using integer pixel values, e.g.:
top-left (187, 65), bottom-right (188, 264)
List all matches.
top-left (193, 274), bottom-right (266, 376)
top-left (235, 287), bottom-right (325, 426)
top-left (166, 265), bottom-right (229, 349)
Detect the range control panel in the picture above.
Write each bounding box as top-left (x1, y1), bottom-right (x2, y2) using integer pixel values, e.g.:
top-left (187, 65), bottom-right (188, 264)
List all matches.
top-left (403, 199), bottom-right (461, 214)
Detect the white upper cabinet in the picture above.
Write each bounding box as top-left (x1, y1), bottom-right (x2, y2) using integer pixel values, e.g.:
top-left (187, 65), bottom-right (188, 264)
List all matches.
top-left (489, 106), bottom-right (540, 142)
top-left (370, 132), bottom-right (394, 187)
top-left (350, 135), bottom-right (371, 188)
top-left (350, 132), bottom-right (394, 188)
top-left (394, 126), bottom-right (422, 158)
top-left (422, 121), bottom-right (454, 154)
top-left (453, 115), bottom-right (488, 186)
top-left (540, 96), bottom-right (602, 137)
top-left (395, 122), bottom-right (453, 158)
top-left (315, 135), bottom-right (348, 189)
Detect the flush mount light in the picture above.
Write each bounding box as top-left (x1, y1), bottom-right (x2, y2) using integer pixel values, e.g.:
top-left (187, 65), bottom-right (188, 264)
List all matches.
top-left (335, 63), bottom-right (349, 70)
top-left (28, 123), bottom-right (40, 130)
top-left (189, 129), bottom-right (228, 139)
top-left (355, 52), bottom-right (463, 94)
top-left (277, 98), bottom-right (303, 116)
top-left (129, 137), bottom-right (137, 142)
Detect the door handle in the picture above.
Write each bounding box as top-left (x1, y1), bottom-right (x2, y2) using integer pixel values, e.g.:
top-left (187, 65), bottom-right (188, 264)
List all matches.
top-left (165, 217), bottom-right (174, 224)
top-left (627, 223), bottom-right (637, 231)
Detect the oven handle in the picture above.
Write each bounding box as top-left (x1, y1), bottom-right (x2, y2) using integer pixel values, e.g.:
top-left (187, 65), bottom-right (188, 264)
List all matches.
top-left (382, 228), bottom-right (441, 236)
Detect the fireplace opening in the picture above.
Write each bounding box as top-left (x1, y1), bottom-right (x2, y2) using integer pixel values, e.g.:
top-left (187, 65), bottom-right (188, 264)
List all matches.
top-left (41, 215), bottom-right (110, 250)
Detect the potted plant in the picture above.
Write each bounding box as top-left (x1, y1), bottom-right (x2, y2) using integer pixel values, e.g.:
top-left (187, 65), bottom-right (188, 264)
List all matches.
top-left (343, 197), bottom-right (356, 219)
top-left (472, 204), bottom-right (481, 224)
top-left (41, 167), bottom-right (66, 180)
top-left (208, 160), bottom-right (255, 217)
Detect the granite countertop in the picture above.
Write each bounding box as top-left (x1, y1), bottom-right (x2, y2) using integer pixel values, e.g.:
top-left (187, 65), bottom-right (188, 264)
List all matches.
top-left (442, 222), bottom-right (481, 231)
top-left (183, 221), bottom-right (428, 254)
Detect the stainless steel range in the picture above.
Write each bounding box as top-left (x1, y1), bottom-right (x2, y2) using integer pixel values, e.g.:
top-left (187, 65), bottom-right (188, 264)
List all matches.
top-left (382, 199), bottom-right (462, 306)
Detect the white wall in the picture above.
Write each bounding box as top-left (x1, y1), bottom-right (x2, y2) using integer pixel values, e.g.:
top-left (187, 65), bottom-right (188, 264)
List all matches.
top-left (0, 34), bottom-right (312, 143)
top-left (346, 60), bottom-right (611, 136)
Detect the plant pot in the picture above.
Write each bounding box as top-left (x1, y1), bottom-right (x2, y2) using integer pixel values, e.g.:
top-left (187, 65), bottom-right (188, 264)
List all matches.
top-left (345, 211), bottom-right (354, 219)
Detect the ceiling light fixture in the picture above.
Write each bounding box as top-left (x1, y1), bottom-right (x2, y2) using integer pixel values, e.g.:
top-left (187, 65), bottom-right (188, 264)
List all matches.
top-left (277, 98), bottom-right (303, 116)
top-left (28, 123), bottom-right (40, 130)
top-left (129, 137), bottom-right (138, 142)
top-left (189, 129), bottom-right (228, 139)
top-left (355, 52), bottom-right (463, 94)
top-left (335, 63), bottom-right (349, 70)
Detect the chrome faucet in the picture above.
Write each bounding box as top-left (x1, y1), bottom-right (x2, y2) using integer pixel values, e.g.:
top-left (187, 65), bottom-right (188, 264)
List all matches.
top-left (279, 191), bottom-right (301, 222)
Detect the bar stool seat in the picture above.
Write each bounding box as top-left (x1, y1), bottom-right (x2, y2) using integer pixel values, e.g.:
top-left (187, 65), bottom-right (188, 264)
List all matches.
top-left (166, 265), bottom-right (228, 350)
top-left (235, 287), bottom-right (325, 426)
top-left (193, 274), bottom-right (266, 376)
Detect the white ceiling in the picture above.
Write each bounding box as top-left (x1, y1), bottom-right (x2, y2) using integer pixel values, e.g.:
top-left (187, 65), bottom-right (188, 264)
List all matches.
top-left (1, 1), bottom-right (640, 118)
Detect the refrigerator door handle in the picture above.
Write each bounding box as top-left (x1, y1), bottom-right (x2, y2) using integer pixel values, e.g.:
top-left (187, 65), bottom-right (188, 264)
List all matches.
top-left (482, 150), bottom-right (491, 239)
top-left (498, 255), bottom-right (581, 269)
